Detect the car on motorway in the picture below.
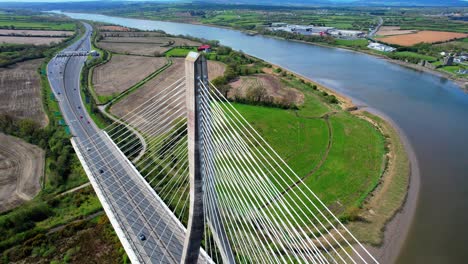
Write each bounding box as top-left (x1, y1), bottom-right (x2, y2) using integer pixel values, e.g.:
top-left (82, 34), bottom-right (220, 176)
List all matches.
top-left (138, 233), bottom-right (146, 241)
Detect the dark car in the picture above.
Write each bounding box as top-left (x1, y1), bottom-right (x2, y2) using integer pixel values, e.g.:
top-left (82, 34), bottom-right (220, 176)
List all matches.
top-left (99, 169), bottom-right (104, 174)
top-left (138, 233), bottom-right (146, 241)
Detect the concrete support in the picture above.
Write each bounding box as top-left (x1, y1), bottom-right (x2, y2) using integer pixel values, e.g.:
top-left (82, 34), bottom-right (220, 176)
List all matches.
top-left (181, 52), bottom-right (207, 264)
top-left (182, 52), bottom-right (235, 264)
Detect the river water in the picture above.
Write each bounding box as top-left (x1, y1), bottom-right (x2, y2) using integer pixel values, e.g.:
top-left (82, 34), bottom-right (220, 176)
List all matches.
top-left (62, 12), bottom-right (468, 263)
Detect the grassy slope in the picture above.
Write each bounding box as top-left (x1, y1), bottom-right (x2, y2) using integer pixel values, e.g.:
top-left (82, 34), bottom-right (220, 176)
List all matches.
top-left (233, 81), bottom-right (385, 219)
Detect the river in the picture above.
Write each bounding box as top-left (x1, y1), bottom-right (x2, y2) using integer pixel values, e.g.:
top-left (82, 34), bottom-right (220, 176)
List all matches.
top-left (61, 12), bottom-right (468, 263)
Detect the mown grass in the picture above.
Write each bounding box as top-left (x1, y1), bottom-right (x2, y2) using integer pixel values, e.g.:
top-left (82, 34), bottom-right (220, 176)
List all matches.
top-left (230, 83), bottom-right (385, 223)
top-left (232, 103), bottom-right (329, 177)
top-left (165, 46), bottom-right (198, 57)
top-left (440, 65), bottom-right (468, 77)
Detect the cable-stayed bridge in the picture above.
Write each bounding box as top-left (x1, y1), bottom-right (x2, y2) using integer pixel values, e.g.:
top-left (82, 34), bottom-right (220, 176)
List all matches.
top-left (49, 23), bottom-right (378, 264)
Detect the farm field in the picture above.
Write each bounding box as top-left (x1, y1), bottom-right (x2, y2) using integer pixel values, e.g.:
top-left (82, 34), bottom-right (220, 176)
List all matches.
top-left (0, 13), bottom-right (75, 31)
top-left (380, 31), bottom-right (468, 46)
top-left (99, 25), bottom-right (131, 31)
top-left (0, 29), bottom-right (73, 36)
top-left (110, 58), bottom-right (225, 129)
top-left (0, 36), bottom-right (67, 45)
top-left (228, 74), bottom-right (304, 105)
top-left (96, 34), bottom-right (201, 56)
top-left (0, 132), bottom-right (44, 213)
top-left (92, 55), bottom-right (167, 96)
top-left (0, 59), bottom-right (47, 126)
top-left (436, 39), bottom-right (468, 51)
top-left (376, 26), bottom-right (417, 36)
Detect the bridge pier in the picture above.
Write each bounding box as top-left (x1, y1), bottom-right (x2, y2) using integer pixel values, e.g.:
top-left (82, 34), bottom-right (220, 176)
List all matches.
top-left (182, 52), bottom-right (235, 264)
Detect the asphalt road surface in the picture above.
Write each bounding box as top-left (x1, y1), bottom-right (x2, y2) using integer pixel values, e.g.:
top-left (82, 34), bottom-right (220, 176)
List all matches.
top-left (47, 22), bottom-right (209, 264)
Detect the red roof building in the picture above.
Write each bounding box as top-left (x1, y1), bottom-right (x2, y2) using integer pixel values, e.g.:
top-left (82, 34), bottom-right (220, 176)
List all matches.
top-left (197, 45), bottom-right (211, 52)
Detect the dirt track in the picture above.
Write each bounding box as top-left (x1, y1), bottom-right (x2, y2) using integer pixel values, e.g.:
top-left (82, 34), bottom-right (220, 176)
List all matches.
top-left (0, 133), bottom-right (44, 213)
top-left (0, 59), bottom-right (48, 127)
top-left (93, 55), bottom-right (167, 96)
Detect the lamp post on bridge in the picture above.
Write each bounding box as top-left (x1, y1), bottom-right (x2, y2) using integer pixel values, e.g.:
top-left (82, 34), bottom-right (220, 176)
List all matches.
top-left (182, 52), bottom-right (235, 264)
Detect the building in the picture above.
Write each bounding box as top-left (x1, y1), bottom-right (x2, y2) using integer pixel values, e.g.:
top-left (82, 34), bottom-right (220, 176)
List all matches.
top-left (197, 45), bottom-right (211, 52)
top-left (367, 42), bottom-right (396, 52)
top-left (443, 56), bottom-right (454, 66)
top-left (328, 29), bottom-right (365, 39)
top-left (270, 24), bottom-right (334, 36)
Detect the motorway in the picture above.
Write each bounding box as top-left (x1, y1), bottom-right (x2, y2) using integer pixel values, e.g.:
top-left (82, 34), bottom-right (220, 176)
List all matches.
top-left (47, 22), bottom-right (209, 264)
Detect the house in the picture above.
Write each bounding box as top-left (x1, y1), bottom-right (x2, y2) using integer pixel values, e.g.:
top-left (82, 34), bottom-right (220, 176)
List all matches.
top-left (367, 42), bottom-right (396, 52)
top-left (197, 45), bottom-right (211, 52)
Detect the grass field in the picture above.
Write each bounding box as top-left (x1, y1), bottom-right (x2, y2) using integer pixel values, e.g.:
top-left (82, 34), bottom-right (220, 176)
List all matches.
top-left (0, 14), bottom-right (75, 31)
top-left (382, 14), bottom-right (468, 33)
top-left (165, 46), bottom-right (198, 57)
top-left (392, 51), bottom-right (437, 62)
top-left (335, 39), bottom-right (369, 48)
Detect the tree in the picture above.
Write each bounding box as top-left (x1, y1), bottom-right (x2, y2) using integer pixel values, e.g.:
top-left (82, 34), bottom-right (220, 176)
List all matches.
top-left (246, 84), bottom-right (266, 103)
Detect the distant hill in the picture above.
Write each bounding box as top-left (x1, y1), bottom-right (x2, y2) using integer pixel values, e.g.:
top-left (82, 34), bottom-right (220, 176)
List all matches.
top-left (351, 0), bottom-right (468, 6)
top-left (199, 0), bottom-right (468, 6)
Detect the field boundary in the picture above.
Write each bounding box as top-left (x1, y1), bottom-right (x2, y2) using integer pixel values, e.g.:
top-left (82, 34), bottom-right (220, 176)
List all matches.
top-left (104, 58), bottom-right (173, 110)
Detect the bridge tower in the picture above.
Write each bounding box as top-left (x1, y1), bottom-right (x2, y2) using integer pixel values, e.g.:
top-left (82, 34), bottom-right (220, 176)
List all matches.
top-left (181, 52), bottom-right (235, 264)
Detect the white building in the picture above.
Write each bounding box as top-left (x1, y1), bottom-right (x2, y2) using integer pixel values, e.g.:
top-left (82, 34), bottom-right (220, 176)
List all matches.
top-left (328, 29), bottom-right (365, 38)
top-left (367, 42), bottom-right (396, 52)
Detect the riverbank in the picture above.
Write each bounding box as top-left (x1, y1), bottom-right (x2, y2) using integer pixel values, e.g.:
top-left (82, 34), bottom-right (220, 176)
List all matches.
top-left (188, 20), bottom-right (467, 91)
top-left (267, 62), bottom-right (414, 263)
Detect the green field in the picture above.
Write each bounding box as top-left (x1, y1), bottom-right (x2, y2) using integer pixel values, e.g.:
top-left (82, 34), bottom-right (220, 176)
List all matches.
top-left (382, 14), bottom-right (468, 33)
top-left (390, 51), bottom-right (438, 63)
top-left (234, 102), bottom-right (384, 215)
top-left (0, 14), bottom-right (75, 31)
top-left (165, 46), bottom-right (198, 57)
top-left (440, 65), bottom-right (468, 77)
top-left (335, 39), bottom-right (369, 48)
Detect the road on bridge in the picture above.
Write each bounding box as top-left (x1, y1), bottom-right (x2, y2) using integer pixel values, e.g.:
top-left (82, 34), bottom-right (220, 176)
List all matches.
top-left (47, 22), bottom-right (209, 264)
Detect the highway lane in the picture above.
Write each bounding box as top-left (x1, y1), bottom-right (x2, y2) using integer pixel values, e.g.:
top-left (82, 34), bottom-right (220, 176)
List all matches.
top-left (48, 22), bottom-right (209, 264)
